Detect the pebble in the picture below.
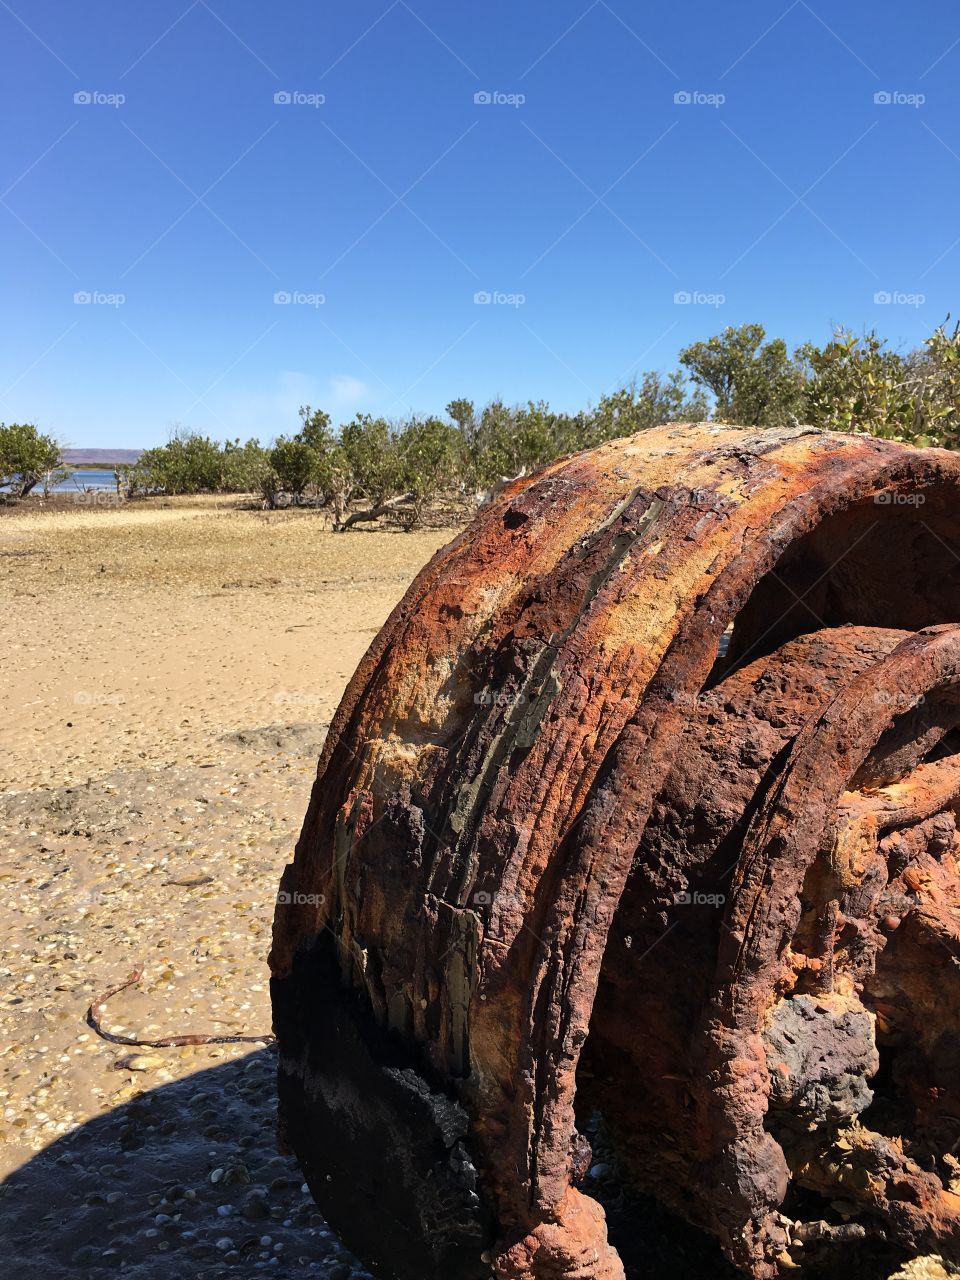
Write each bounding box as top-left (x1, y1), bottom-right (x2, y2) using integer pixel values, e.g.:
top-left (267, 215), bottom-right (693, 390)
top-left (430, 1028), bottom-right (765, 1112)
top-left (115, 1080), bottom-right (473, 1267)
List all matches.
top-left (125, 1054), bottom-right (165, 1071)
top-left (245, 1192), bottom-right (270, 1220)
top-left (221, 1161), bottom-right (251, 1187)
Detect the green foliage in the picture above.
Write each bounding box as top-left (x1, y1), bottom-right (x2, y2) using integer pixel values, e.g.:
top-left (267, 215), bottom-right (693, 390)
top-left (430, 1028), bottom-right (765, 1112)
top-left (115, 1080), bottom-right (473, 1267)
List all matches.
top-left (906, 319), bottom-right (960, 448)
top-left (794, 321), bottom-right (960, 448)
top-left (680, 324), bottom-right (804, 426)
top-left (395, 416), bottom-right (464, 501)
top-left (20, 316), bottom-right (960, 523)
top-left (220, 438), bottom-right (271, 493)
top-left (268, 439), bottom-right (317, 501)
top-left (797, 329), bottom-right (912, 439)
top-left (445, 398), bottom-right (476, 435)
top-left (130, 430), bottom-right (269, 495)
top-left (590, 372), bottom-right (711, 443)
top-left (468, 399), bottom-right (563, 485)
top-left (295, 405), bottom-right (333, 453)
top-left (447, 374), bottom-right (710, 490)
top-left (338, 415), bottom-right (400, 502)
top-left (0, 422), bottom-right (62, 498)
top-left (133, 430), bottom-right (224, 494)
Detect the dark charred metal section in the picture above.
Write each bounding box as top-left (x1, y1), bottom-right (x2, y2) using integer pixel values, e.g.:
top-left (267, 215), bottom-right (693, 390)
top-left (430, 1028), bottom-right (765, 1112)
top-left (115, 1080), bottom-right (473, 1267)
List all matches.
top-left (270, 424), bottom-right (960, 1279)
top-left (271, 941), bottom-right (494, 1278)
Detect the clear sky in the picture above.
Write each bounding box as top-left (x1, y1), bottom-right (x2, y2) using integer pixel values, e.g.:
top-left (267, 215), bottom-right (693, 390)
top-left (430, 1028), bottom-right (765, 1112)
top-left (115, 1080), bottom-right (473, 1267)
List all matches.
top-left (2, 1), bottom-right (958, 448)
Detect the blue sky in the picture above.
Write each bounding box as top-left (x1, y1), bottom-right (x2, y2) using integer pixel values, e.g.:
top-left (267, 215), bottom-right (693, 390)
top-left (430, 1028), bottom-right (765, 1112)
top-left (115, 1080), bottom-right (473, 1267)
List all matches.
top-left (2, 1), bottom-right (958, 448)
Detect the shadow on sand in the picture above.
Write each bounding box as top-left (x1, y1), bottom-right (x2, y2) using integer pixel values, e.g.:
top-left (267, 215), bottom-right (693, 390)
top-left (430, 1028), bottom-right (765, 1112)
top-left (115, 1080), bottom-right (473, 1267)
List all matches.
top-left (0, 1036), bottom-right (736, 1280)
top-left (0, 1047), bottom-right (903, 1280)
top-left (0, 1047), bottom-right (370, 1279)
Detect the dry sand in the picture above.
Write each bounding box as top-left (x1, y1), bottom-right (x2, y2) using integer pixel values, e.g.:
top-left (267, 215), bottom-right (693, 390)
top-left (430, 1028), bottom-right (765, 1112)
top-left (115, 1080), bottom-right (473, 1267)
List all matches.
top-left (0, 498), bottom-right (451, 1278)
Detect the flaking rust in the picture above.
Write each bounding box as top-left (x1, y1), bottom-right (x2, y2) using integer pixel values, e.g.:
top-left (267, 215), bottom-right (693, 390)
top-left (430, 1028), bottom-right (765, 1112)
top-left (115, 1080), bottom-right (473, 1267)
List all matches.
top-left (270, 423), bottom-right (960, 1278)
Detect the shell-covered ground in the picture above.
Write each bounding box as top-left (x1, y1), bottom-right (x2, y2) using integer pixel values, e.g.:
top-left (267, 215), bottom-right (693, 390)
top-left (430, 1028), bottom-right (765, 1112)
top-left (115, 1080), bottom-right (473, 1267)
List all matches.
top-left (0, 498), bottom-right (450, 1278)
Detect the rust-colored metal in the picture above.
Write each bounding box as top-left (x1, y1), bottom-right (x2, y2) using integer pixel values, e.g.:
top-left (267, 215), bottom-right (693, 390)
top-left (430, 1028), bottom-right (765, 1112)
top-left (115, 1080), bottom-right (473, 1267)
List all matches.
top-left (270, 424), bottom-right (960, 1278)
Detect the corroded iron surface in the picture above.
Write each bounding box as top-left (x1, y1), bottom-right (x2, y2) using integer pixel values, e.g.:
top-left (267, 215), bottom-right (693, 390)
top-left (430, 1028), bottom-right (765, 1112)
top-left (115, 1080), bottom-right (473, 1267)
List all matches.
top-left (270, 423), bottom-right (960, 1278)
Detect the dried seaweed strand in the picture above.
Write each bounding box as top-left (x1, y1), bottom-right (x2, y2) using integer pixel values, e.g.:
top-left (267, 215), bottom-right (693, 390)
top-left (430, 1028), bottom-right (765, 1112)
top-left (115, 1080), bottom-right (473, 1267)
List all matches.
top-left (87, 966), bottom-right (276, 1047)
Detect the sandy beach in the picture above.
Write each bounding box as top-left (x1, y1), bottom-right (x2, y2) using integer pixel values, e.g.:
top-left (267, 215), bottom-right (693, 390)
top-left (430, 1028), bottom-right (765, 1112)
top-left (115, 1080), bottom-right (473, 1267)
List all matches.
top-left (0, 498), bottom-right (450, 1278)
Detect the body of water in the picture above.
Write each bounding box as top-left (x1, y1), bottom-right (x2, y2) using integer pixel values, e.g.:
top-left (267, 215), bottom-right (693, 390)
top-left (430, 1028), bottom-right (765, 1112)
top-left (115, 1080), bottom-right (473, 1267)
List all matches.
top-left (52, 469), bottom-right (118, 493)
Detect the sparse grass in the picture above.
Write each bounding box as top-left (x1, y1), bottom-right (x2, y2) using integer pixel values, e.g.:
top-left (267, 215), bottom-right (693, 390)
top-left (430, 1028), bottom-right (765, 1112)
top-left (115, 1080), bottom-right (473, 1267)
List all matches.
top-left (0, 497), bottom-right (456, 595)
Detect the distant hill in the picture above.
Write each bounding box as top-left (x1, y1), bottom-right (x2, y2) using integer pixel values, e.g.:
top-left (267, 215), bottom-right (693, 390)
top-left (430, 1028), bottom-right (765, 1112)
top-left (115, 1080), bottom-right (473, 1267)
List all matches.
top-left (62, 448), bottom-right (142, 466)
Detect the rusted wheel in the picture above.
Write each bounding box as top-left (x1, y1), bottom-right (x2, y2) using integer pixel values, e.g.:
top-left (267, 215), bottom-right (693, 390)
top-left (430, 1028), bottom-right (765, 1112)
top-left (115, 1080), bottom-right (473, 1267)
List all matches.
top-left (271, 424), bottom-right (960, 1278)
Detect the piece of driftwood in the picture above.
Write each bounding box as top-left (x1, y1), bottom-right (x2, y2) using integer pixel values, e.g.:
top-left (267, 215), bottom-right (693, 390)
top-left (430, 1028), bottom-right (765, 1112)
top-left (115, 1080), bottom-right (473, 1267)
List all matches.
top-left (271, 423), bottom-right (960, 1278)
top-left (336, 491), bottom-right (418, 531)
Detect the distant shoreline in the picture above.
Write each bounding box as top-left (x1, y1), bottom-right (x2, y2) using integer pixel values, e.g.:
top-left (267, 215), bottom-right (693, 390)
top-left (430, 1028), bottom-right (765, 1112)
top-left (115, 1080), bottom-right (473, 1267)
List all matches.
top-left (61, 449), bottom-right (142, 466)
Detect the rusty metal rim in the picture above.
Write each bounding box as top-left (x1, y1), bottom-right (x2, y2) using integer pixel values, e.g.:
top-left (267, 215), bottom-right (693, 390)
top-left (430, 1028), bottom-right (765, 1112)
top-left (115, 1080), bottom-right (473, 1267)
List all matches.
top-left (498, 452), bottom-right (960, 1233)
top-left (683, 626), bottom-right (960, 1261)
